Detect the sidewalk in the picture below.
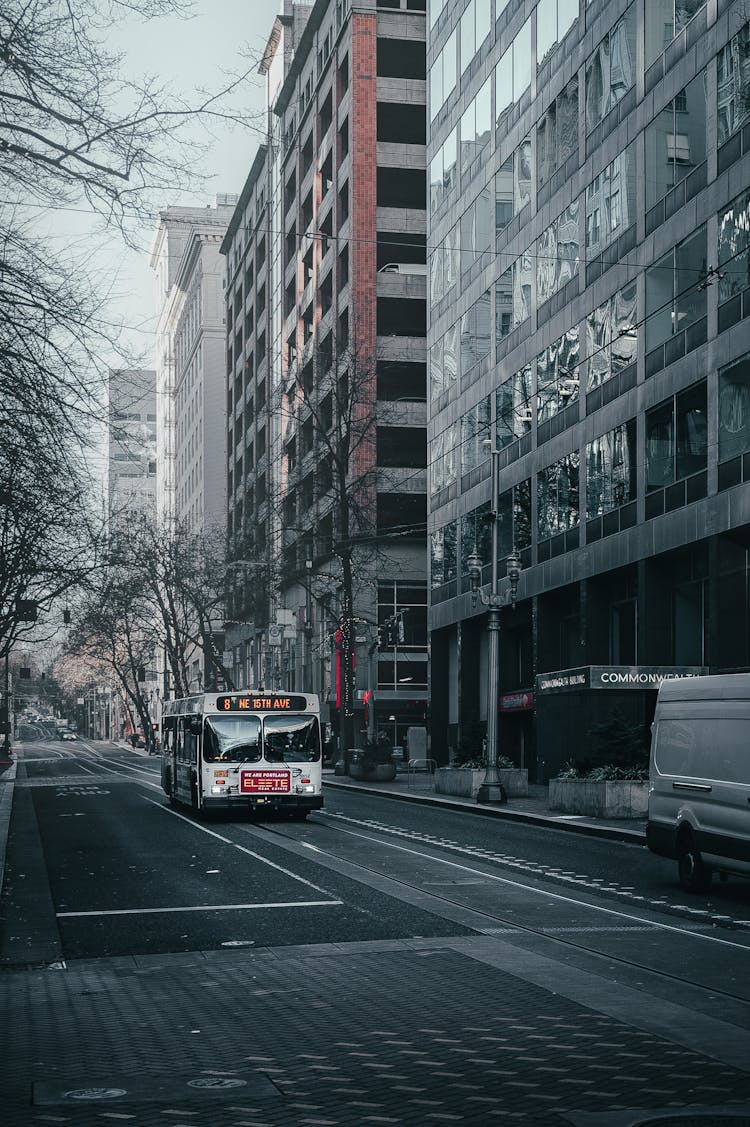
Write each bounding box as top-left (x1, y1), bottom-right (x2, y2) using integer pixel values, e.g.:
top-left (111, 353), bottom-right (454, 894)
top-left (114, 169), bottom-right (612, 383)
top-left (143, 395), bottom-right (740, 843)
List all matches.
top-left (323, 767), bottom-right (647, 844)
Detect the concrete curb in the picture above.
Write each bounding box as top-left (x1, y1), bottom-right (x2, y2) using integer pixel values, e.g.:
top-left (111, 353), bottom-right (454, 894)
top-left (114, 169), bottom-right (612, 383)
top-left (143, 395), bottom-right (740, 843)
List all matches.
top-left (323, 778), bottom-right (647, 845)
top-left (0, 760), bottom-right (17, 899)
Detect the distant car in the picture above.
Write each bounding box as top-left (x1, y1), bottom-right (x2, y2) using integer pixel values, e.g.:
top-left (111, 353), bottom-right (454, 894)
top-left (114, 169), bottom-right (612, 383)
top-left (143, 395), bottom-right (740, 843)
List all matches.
top-left (61, 732), bottom-right (77, 741)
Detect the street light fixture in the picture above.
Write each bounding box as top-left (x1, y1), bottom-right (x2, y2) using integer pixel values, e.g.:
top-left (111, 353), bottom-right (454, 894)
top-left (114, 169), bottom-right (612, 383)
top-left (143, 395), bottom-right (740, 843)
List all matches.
top-left (467, 448), bottom-right (523, 804)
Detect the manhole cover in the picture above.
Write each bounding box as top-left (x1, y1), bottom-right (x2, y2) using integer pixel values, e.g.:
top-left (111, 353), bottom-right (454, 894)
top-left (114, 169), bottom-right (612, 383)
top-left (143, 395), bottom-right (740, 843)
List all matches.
top-left (187, 1078), bottom-right (247, 1090)
top-left (63, 1088), bottom-right (127, 1101)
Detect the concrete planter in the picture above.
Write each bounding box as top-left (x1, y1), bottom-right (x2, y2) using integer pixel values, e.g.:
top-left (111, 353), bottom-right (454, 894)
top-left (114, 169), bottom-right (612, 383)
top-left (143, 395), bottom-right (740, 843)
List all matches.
top-left (348, 756), bottom-right (396, 783)
top-left (548, 778), bottom-right (648, 818)
top-left (435, 767), bottom-right (528, 799)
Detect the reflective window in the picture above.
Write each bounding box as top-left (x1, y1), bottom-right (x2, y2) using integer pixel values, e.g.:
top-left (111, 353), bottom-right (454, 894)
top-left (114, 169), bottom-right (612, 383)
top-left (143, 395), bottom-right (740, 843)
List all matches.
top-left (645, 71), bottom-right (706, 209)
top-left (537, 200), bottom-right (580, 306)
top-left (514, 250), bottom-right (533, 327)
top-left (429, 322), bottom-right (459, 401)
top-left (460, 288), bottom-right (492, 376)
top-left (537, 76), bottom-right (578, 189)
top-left (585, 144), bottom-right (635, 258)
top-left (537, 453), bottom-right (580, 538)
top-left (460, 0), bottom-right (492, 73)
top-left (496, 365), bottom-right (533, 448)
top-left (495, 266), bottom-right (513, 341)
top-left (585, 282), bottom-right (637, 390)
top-left (585, 6), bottom-right (636, 131)
top-left (429, 0), bottom-right (448, 29)
top-left (495, 17), bottom-right (532, 125)
top-left (430, 223), bottom-right (460, 306)
top-left (495, 136), bottom-right (532, 233)
top-left (646, 381), bottom-right (707, 490)
top-left (645, 1), bottom-right (706, 71)
top-left (645, 226), bottom-right (706, 351)
top-left (461, 499), bottom-right (491, 572)
top-left (430, 29), bottom-right (457, 121)
top-left (719, 353), bottom-right (750, 463)
top-left (718, 189), bottom-right (750, 306)
top-left (460, 395), bottom-right (491, 473)
top-left (717, 24), bottom-right (750, 146)
top-left (537, 326), bottom-right (580, 422)
top-left (460, 76), bottom-right (492, 176)
top-left (459, 186), bottom-right (493, 273)
top-left (430, 521), bottom-right (457, 587)
top-left (585, 421), bottom-right (636, 518)
top-left (537, 0), bottom-right (579, 69)
top-left (430, 128), bottom-right (458, 214)
top-left (431, 422), bottom-right (459, 494)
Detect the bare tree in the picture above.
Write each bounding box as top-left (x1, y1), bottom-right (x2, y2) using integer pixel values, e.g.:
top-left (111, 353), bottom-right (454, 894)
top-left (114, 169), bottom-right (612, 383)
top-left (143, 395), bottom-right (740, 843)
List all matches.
top-left (107, 512), bottom-right (235, 697)
top-left (1, 0), bottom-right (261, 660)
top-left (288, 312), bottom-right (382, 763)
top-left (64, 571), bottom-right (160, 744)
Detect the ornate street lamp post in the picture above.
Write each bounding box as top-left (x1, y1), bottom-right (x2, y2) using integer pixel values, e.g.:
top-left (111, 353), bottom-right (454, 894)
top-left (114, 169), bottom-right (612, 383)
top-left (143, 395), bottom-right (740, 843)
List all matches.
top-left (466, 449), bottom-right (522, 804)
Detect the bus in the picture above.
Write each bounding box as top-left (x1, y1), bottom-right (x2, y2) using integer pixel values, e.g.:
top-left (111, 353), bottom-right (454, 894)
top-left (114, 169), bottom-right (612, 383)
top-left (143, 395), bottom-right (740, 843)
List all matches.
top-left (160, 691), bottom-right (323, 819)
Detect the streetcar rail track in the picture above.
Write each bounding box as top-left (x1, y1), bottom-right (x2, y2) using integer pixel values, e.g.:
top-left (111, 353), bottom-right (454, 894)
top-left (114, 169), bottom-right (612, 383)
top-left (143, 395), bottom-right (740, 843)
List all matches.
top-left (251, 816), bottom-right (750, 1009)
top-left (27, 748), bottom-right (750, 1008)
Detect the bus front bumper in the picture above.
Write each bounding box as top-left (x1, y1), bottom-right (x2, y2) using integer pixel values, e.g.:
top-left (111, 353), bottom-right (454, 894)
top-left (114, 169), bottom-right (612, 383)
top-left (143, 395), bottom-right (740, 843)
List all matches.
top-left (201, 795), bottom-right (324, 813)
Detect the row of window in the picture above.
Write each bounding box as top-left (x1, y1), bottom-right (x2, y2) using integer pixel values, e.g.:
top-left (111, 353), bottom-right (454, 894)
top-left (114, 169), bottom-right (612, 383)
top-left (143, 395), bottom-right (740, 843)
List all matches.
top-left (432, 354), bottom-right (750, 540)
top-left (430, 8), bottom-right (742, 246)
top-left (432, 0), bottom-right (708, 135)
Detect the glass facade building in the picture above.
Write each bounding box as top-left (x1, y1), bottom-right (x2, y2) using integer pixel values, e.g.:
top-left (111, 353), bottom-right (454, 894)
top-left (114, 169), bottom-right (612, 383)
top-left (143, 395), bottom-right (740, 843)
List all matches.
top-left (428, 0), bottom-right (750, 778)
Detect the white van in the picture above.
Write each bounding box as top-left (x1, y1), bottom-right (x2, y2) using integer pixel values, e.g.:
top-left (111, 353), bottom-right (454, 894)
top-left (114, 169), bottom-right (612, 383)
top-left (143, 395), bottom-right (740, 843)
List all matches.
top-left (647, 673), bottom-right (750, 892)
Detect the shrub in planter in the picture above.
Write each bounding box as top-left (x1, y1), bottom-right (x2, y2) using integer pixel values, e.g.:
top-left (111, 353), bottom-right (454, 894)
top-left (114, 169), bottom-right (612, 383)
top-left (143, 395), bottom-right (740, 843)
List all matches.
top-left (349, 733), bottom-right (397, 781)
top-left (436, 756), bottom-right (528, 798)
top-left (550, 759), bottom-right (648, 817)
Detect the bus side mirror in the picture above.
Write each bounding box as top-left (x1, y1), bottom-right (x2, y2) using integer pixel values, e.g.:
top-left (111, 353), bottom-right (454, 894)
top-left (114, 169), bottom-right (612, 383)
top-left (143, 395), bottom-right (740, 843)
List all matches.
top-left (189, 718), bottom-right (203, 736)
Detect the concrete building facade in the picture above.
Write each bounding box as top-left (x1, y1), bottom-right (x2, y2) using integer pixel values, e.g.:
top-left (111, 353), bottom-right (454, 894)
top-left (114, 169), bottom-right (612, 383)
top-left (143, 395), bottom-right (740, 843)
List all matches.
top-left (107, 368), bottom-right (157, 521)
top-left (427, 0), bottom-right (750, 778)
top-left (150, 199), bottom-right (237, 532)
top-left (221, 0), bottom-right (429, 750)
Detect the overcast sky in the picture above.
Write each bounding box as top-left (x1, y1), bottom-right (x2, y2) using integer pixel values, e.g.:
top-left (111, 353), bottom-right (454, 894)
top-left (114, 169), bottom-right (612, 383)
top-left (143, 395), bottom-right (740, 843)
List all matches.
top-left (99, 0), bottom-right (282, 365)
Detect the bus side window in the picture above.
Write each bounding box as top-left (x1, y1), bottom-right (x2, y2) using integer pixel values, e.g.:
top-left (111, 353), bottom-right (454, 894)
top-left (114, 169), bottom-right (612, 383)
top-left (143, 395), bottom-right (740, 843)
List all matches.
top-left (176, 719), bottom-right (186, 762)
top-left (163, 720), bottom-right (176, 755)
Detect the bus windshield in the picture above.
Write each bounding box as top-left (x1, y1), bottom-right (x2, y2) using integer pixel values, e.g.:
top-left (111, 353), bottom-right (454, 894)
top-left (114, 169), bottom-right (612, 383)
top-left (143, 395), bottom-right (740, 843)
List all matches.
top-left (263, 715), bottom-right (321, 763)
top-left (204, 716), bottom-right (261, 763)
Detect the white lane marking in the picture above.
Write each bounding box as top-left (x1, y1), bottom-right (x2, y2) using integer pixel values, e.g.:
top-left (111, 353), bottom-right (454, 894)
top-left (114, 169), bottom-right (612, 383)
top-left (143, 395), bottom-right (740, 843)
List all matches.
top-left (323, 812), bottom-right (750, 930)
top-left (143, 797), bottom-right (337, 898)
top-left (322, 820), bottom-right (750, 952)
top-left (57, 900), bottom-right (342, 918)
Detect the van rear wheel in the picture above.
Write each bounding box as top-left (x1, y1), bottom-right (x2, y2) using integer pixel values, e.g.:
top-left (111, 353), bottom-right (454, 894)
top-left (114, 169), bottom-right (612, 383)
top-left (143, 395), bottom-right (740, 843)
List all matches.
top-left (677, 831), bottom-right (712, 893)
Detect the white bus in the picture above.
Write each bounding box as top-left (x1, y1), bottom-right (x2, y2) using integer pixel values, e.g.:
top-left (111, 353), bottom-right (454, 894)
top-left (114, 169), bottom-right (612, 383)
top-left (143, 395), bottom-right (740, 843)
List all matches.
top-left (160, 691), bottom-right (323, 819)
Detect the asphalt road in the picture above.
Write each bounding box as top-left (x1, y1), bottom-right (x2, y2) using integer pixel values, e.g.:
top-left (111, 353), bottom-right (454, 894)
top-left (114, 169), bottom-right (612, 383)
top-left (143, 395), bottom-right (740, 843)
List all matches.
top-left (3, 739), bottom-right (750, 1126)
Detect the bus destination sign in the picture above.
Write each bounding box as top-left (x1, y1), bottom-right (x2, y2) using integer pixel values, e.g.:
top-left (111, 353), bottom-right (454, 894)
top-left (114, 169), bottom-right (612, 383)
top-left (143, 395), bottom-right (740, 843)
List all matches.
top-left (216, 694), bottom-right (308, 712)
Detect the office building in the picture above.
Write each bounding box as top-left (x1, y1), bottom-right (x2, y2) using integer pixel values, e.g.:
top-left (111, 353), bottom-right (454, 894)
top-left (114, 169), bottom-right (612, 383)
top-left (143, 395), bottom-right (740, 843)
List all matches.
top-left (150, 198), bottom-right (238, 531)
top-left (107, 368), bottom-right (157, 521)
top-left (221, 0), bottom-right (429, 747)
top-left (427, 0), bottom-right (750, 778)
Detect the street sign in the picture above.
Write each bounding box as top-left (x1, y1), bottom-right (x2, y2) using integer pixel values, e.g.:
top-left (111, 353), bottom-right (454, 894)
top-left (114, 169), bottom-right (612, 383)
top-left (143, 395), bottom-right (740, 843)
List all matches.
top-left (267, 624), bottom-right (283, 646)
